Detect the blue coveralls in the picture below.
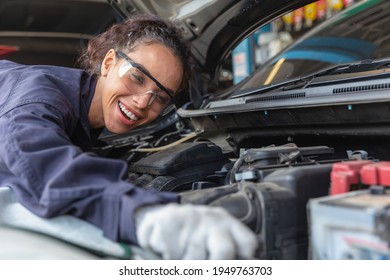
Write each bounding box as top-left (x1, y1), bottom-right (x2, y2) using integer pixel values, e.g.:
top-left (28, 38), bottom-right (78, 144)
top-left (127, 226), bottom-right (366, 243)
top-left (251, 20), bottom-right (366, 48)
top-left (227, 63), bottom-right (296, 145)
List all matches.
top-left (0, 60), bottom-right (179, 245)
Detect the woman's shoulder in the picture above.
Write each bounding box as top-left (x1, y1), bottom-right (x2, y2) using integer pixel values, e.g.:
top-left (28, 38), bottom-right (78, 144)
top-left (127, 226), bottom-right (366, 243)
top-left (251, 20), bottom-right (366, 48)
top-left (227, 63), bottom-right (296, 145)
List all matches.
top-left (0, 60), bottom-right (89, 116)
top-left (0, 60), bottom-right (85, 85)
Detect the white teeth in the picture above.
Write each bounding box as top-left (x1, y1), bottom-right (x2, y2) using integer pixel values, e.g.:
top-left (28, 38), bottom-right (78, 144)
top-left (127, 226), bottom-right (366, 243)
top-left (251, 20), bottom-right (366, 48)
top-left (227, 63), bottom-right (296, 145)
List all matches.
top-left (119, 102), bottom-right (139, 121)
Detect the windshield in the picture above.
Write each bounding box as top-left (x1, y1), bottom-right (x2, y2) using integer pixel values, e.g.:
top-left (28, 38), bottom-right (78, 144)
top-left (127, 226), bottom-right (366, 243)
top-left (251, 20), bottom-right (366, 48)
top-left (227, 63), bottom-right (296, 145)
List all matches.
top-left (240, 0), bottom-right (390, 91)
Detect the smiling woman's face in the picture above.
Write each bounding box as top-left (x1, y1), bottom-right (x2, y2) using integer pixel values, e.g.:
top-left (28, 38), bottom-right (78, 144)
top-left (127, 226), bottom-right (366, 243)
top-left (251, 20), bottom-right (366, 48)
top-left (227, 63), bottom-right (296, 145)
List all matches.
top-left (89, 43), bottom-right (183, 134)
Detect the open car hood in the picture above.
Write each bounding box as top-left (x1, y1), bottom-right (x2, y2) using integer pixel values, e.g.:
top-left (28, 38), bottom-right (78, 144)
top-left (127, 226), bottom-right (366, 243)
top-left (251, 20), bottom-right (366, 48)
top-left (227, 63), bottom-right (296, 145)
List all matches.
top-left (111, 0), bottom-right (316, 80)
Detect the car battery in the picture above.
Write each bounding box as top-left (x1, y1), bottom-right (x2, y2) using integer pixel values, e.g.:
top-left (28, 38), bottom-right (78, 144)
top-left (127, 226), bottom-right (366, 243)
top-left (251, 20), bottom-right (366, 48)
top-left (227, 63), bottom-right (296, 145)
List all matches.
top-left (309, 161), bottom-right (390, 259)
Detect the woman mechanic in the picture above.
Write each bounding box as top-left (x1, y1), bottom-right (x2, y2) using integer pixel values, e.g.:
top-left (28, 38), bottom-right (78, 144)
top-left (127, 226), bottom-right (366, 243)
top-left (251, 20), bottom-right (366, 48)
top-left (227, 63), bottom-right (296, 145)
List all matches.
top-left (0, 13), bottom-right (257, 259)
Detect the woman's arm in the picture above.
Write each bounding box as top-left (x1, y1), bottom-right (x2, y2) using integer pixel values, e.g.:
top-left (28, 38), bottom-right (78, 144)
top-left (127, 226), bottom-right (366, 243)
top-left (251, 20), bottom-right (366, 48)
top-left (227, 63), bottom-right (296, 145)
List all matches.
top-left (0, 102), bottom-right (179, 245)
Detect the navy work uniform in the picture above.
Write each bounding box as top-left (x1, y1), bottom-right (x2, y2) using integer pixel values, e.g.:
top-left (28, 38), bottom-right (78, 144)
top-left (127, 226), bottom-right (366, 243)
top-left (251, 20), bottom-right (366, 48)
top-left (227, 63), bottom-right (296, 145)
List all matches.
top-left (0, 60), bottom-right (178, 245)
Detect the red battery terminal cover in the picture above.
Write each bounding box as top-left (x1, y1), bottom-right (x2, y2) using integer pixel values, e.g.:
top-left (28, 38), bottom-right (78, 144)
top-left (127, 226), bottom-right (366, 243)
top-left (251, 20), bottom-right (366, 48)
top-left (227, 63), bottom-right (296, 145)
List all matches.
top-left (330, 160), bottom-right (372, 195)
top-left (330, 161), bottom-right (390, 195)
top-left (360, 161), bottom-right (390, 186)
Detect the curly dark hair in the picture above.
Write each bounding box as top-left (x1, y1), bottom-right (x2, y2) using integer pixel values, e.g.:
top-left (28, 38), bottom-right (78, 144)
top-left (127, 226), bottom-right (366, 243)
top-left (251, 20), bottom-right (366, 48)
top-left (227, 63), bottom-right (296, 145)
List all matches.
top-left (78, 13), bottom-right (192, 96)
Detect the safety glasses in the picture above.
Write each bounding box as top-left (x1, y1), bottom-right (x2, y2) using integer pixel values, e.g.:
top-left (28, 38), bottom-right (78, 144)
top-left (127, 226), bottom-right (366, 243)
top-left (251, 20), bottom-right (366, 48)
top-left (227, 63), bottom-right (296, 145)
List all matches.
top-left (116, 51), bottom-right (177, 116)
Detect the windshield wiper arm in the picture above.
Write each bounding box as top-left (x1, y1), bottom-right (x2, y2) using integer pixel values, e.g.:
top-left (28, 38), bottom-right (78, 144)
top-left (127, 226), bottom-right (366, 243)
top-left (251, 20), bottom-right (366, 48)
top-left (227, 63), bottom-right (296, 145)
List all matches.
top-left (233, 57), bottom-right (390, 98)
top-left (305, 57), bottom-right (390, 77)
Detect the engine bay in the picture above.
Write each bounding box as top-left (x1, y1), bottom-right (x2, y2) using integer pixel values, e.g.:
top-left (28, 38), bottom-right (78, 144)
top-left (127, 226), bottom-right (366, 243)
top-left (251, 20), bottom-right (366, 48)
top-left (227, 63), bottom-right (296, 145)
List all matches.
top-left (94, 112), bottom-right (389, 259)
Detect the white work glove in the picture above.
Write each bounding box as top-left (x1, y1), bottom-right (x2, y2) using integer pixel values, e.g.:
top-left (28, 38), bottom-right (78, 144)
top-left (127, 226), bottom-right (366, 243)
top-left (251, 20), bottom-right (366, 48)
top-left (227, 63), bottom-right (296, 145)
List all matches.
top-left (135, 203), bottom-right (258, 260)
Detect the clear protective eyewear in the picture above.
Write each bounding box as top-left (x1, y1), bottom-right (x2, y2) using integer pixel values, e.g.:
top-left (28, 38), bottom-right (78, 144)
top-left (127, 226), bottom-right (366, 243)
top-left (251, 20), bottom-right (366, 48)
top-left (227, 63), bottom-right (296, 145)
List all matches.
top-left (116, 51), bottom-right (177, 116)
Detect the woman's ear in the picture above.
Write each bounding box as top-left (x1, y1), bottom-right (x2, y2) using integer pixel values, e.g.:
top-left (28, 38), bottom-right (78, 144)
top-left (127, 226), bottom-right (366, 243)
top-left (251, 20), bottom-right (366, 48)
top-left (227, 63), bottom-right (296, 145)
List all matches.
top-left (101, 49), bottom-right (116, 77)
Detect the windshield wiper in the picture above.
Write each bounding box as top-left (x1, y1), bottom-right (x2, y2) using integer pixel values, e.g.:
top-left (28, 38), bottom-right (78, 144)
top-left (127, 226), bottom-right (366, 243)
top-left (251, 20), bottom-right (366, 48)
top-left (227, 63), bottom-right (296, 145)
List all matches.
top-left (305, 57), bottom-right (390, 77)
top-left (233, 57), bottom-right (390, 98)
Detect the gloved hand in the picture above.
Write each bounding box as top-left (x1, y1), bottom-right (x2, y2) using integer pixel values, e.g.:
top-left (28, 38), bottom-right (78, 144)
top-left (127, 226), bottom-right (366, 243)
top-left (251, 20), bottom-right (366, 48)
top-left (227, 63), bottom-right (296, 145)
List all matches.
top-left (135, 203), bottom-right (258, 260)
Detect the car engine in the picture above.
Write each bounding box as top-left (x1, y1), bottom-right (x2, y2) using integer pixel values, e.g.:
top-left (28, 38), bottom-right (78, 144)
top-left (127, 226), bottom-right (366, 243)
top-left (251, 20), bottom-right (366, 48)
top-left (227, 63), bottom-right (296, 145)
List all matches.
top-left (94, 113), bottom-right (377, 260)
